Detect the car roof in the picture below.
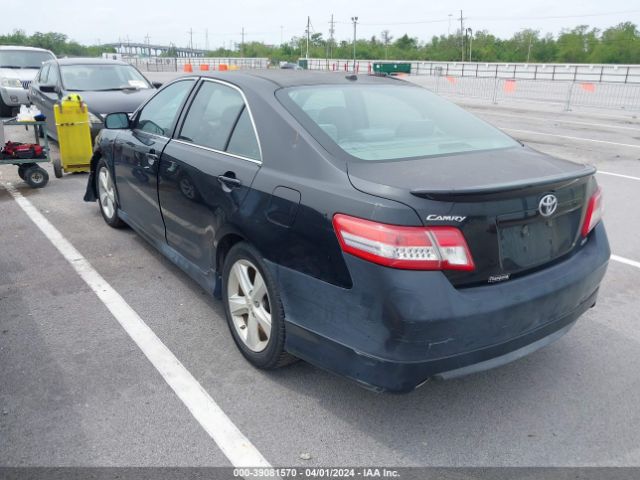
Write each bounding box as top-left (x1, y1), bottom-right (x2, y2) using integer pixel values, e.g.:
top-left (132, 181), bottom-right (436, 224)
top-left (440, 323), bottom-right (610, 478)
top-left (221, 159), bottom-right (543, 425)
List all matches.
top-left (195, 69), bottom-right (407, 89)
top-left (0, 45), bottom-right (53, 53)
top-left (53, 57), bottom-right (130, 66)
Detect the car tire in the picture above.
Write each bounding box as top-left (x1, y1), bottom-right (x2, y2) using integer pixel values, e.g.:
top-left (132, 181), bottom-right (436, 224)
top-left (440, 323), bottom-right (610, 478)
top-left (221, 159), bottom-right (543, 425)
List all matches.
top-left (53, 158), bottom-right (63, 178)
top-left (222, 242), bottom-right (297, 369)
top-left (17, 164), bottom-right (29, 180)
top-left (23, 165), bottom-right (49, 188)
top-left (0, 96), bottom-right (12, 117)
top-left (96, 159), bottom-right (126, 228)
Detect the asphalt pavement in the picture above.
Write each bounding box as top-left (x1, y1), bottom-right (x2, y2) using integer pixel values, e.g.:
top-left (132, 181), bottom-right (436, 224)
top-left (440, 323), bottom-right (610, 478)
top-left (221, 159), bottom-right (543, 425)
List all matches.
top-left (1, 77), bottom-right (640, 468)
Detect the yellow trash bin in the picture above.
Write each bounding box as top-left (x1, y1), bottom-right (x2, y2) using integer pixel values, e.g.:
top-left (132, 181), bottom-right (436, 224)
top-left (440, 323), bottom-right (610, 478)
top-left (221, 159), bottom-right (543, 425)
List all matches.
top-left (53, 94), bottom-right (92, 178)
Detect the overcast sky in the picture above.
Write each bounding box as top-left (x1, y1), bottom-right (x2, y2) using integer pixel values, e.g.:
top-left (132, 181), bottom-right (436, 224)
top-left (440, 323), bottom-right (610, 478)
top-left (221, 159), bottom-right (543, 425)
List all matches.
top-left (4, 0), bottom-right (640, 48)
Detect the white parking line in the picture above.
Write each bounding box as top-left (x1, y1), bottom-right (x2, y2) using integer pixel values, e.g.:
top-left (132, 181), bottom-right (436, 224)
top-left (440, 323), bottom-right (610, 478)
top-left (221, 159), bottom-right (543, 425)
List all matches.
top-left (481, 111), bottom-right (640, 131)
top-left (611, 255), bottom-right (640, 270)
top-left (2, 182), bottom-right (271, 469)
top-left (503, 128), bottom-right (640, 149)
top-left (598, 171), bottom-right (640, 182)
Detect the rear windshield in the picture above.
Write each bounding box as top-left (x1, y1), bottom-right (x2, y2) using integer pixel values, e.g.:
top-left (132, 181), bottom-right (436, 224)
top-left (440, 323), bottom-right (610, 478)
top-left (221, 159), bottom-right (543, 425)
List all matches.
top-left (280, 84), bottom-right (518, 161)
top-left (0, 50), bottom-right (54, 69)
top-left (60, 64), bottom-right (151, 91)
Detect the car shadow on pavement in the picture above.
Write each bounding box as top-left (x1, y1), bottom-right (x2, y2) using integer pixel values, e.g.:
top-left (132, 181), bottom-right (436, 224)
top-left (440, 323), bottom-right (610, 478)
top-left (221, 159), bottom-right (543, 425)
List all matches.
top-left (262, 315), bottom-right (640, 466)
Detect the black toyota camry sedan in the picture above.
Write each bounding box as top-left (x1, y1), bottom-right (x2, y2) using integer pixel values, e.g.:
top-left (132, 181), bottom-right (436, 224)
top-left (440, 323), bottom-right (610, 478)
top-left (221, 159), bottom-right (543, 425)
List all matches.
top-left (84, 71), bottom-right (610, 393)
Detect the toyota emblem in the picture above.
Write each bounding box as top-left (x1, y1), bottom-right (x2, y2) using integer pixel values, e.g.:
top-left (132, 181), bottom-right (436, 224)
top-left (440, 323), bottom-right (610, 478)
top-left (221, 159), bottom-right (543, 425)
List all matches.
top-left (538, 194), bottom-right (558, 217)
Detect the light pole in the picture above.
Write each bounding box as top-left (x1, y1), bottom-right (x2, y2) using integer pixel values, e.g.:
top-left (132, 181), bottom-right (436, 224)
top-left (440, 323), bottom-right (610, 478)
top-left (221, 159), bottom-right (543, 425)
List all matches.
top-left (466, 28), bottom-right (473, 62)
top-left (351, 16), bottom-right (358, 73)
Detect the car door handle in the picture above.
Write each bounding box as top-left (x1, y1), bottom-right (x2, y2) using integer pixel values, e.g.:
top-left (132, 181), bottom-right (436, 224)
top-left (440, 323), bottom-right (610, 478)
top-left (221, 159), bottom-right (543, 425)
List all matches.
top-left (144, 152), bottom-right (159, 168)
top-left (217, 175), bottom-right (242, 189)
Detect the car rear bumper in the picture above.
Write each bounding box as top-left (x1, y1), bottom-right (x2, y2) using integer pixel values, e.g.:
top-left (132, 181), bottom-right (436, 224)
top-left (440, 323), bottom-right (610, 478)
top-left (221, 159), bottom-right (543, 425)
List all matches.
top-left (0, 86), bottom-right (29, 107)
top-left (271, 222), bottom-right (610, 393)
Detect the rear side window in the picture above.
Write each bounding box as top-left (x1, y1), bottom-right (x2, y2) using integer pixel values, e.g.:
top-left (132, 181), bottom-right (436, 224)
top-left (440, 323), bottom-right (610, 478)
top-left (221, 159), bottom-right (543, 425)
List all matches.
top-left (137, 80), bottom-right (194, 136)
top-left (179, 81), bottom-right (243, 151)
top-left (179, 80), bottom-right (260, 160)
top-left (226, 109), bottom-right (260, 160)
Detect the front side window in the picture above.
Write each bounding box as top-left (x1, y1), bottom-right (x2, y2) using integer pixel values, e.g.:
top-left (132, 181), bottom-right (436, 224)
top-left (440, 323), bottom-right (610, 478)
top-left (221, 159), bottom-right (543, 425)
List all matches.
top-left (47, 65), bottom-right (60, 86)
top-left (137, 80), bottom-right (195, 136)
top-left (281, 84), bottom-right (519, 161)
top-left (38, 64), bottom-right (51, 84)
top-left (179, 81), bottom-right (260, 160)
top-left (60, 64), bottom-right (152, 91)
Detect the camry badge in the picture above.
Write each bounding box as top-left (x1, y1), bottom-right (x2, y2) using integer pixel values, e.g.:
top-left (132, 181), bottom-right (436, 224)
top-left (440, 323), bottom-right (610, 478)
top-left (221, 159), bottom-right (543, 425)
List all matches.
top-left (426, 214), bottom-right (467, 222)
top-left (538, 194), bottom-right (558, 217)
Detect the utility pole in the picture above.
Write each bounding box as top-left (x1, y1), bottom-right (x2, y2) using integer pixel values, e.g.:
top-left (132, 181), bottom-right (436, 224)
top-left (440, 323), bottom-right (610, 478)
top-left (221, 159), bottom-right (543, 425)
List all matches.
top-left (188, 28), bottom-right (194, 51)
top-left (280, 25), bottom-right (284, 45)
top-left (205, 29), bottom-right (209, 51)
top-left (459, 10), bottom-right (464, 62)
top-left (466, 28), bottom-right (473, 62)
top-left (305, 16), bottom-right (310, 60)
top-left (144, 33), bottom-right (150, 57)
top-left (526, 34), bottom-right (533, 63)
top-left (351, 16), bottom-right (358, 72)
top-left (448, 14), bottom-right (452, 35)
top-left (328, 14), bottom-right (335, 60)
top-left (241, 27), bottom-right (245, 57)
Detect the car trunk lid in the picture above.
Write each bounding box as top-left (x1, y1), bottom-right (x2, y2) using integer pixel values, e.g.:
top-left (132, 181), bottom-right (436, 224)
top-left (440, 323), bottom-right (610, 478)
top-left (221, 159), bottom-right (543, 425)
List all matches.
top-left (347, 146), bottom-right (595, 287)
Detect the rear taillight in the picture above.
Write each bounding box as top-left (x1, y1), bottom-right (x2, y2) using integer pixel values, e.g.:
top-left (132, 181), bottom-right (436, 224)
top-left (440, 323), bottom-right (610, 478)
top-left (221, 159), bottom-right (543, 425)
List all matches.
top-left (581, 187), bottom-right (603, 237)
top-left (332, 214), bottom-right (475, 271)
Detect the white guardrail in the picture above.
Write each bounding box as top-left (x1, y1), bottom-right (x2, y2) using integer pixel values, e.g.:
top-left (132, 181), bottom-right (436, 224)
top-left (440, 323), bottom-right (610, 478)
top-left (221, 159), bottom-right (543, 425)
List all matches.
top-left (305, 59), bottom-right (640, 84)
top-left (127, 56), bottom-right (270, 72)
top-left (306, 58), bottom-right (640, 110)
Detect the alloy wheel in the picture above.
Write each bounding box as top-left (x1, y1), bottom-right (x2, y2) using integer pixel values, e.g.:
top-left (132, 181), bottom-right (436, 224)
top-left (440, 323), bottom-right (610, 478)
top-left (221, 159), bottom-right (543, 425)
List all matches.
top-left (98, 166), bottom-right (116, 219)
top-left (226, 259), bottom-right (272, 352)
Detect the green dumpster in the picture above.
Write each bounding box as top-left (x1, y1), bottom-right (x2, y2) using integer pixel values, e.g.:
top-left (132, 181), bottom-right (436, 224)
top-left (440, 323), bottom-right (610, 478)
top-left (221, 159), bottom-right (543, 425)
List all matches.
top-left (373, 62), bottom-right (411, 75)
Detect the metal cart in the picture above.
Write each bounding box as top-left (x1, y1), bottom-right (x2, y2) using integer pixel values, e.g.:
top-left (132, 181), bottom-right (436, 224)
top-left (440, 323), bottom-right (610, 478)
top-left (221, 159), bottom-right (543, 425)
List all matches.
top-left (0, 118), bottom-right (51, 188)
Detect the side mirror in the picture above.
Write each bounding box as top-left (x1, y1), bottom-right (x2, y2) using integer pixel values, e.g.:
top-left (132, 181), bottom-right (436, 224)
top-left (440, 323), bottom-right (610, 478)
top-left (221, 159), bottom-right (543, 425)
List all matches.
top-left (152, 82), bottom-right (163, 89)
top-left (39, 85), bottom-right (59, 94)
top-left (105, 112), bottom-right (130, 129)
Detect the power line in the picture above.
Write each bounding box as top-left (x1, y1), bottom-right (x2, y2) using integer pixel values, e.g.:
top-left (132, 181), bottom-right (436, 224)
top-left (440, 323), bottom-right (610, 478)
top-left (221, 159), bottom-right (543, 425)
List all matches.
top-left (342, 18), bottom-right (450, 26)
top-left (470, 9), bottom-right (640, 21)
top-left (334, 9), bottom-right (640, 26)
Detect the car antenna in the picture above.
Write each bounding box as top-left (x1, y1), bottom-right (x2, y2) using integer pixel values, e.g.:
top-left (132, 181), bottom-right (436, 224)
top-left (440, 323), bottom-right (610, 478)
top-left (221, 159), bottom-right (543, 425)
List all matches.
top-left (345, 74), bottom-right (357, 81)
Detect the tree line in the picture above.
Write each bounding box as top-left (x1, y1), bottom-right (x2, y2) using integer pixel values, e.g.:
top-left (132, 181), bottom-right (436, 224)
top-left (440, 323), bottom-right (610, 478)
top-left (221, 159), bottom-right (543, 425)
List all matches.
top-left (0, 31), bottom-right (115, 57)
top-left (2, 22), bottom-right (639, 65)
